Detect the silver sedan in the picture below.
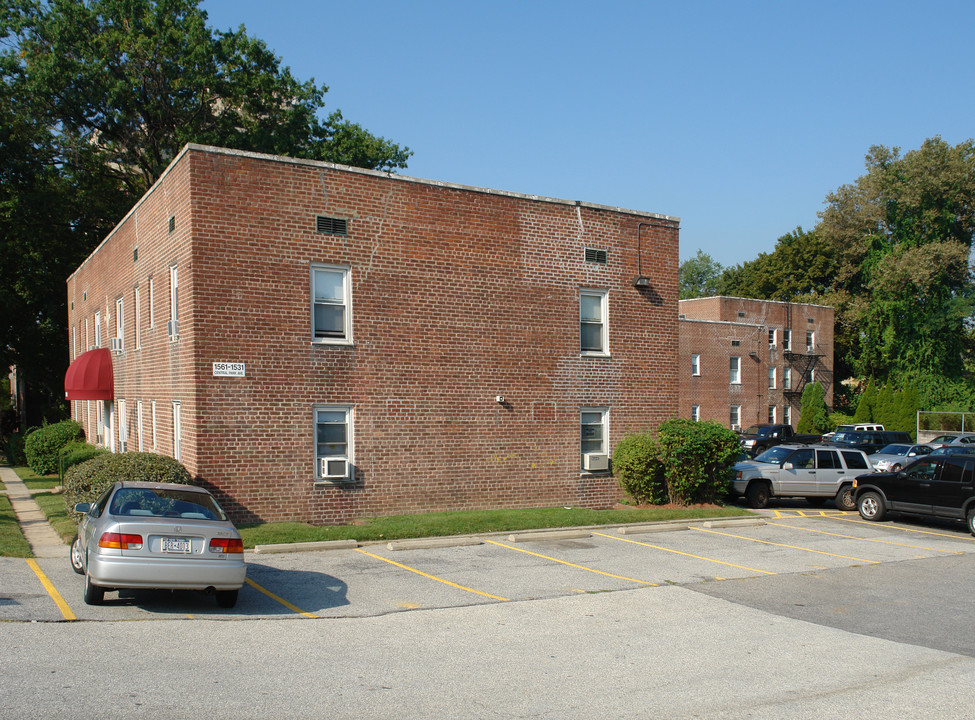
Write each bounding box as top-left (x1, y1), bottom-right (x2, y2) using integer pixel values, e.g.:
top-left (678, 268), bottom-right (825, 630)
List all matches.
top-left (870, 443), bottom-right (933, 472)
top-left (71, 481), bottom-right (246, 607)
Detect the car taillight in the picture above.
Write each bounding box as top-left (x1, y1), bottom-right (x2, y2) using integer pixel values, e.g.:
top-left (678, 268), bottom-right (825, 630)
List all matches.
top-left (99, 532), bottom-right (143, 550)
top-left (209, 538), bottom-right (244, 554)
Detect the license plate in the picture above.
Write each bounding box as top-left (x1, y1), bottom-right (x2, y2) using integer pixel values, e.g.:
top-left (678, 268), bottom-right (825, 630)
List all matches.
top-left (161, 537), bottom-right (191, 554)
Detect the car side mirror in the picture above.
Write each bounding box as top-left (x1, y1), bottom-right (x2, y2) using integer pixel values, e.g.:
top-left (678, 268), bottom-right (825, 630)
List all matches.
top-left (73, 503), bottom-right (91, 514)
top-left (782, 462), bottom-right (794, 470)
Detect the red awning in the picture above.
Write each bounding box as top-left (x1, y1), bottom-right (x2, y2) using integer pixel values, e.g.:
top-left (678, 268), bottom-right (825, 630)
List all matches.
top-left (64, 348), bottom-right (114, 401)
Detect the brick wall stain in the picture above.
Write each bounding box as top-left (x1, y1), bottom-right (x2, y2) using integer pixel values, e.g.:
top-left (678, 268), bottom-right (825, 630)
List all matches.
top-left (67, 146), bottom-right (679, 524)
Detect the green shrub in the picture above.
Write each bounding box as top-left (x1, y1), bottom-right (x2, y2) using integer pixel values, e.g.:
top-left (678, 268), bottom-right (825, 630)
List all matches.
top-left (63, 452), bottom-right (192, 518)
top-left (59, 441), bottom-right (110, 475)
top-left (612, 431), bottom-right (667, 505)
top-left (2, 428), bottom-right (28, 466)
top-left (25, 420), bottom-right (85, 475)
top-left (657, 419), bottom-right (740, 505)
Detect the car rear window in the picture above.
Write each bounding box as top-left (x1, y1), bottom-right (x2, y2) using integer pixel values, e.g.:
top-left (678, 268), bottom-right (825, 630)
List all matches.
top-left (816, 450), bottom-right (841, 469)
top-left (840, 451), bottom-right (869, 470)
top-left (110, 487), bottom-right (226, 521)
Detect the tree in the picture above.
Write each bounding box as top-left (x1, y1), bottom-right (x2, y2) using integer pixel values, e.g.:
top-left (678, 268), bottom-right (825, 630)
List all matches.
top-left (679, 250), bottom-right (723, 299)
top-left (853, 379), bottom-right (877, 422)
top-left (1, 0), bottom-right (412, 422)
top-left (797, 382), bottom-right (830, 434)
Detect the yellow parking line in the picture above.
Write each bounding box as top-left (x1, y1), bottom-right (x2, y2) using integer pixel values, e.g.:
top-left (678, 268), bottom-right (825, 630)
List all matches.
top-left (689, 527), bottom-right (880, 564)
top-left (245, 577), bottom-right (319, 618)
top-left (356, 548), bottom-right (510, 601)
top-left (25, 559), bottom-right (76, 621)
top-left (485, 539), bottom-right (657, 586)
top-left (767, 521), bottom-right (964, 554)
top-left (593, 532), bottom-right (776, 575)
top-left (835, 515), bottom-right (975, 540)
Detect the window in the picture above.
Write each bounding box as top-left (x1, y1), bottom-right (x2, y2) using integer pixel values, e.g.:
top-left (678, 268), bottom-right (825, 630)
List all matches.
top-left (691, 405), bottom-right (701, 422)
top-left (117, 399), bottom-right (127, 452)
top-left (806, 368), bottom-right (816, 384)
top-left (94, 311), bottom-right (102, 348)
top-left (730, 405), bottom-right (741, 430)
top-left (151, 401), bottom-right (157, 452)
top-left (768, 405), bottom-right (776, 423)
top-left (172, 401), bottom-right (181, 461)
top-left (782, 329), bottom-right (791, 351)
top-left (840, 450), bottom-right (868, 470)
top-left (581, 408), bottom-right (608, 467)
top-left (730, 356), bottom-right (741, 384)
top-left (691, 354), bottom-right (701, 376)
top-left (134, 287), bottom-right (141, 350)
top-left (580, 289), bottom-right (608, 355)
top-left (783, 405), bottom-right (792, 426)
top-left (316, 405), bottom-right (353, 480)
top-left (790, 448), bottom-right (815, 469)
top-left (783, 367), bottom-right (792, 390)
top-left (115, 297), bottom-right (124, 351)
top-left (137, 401), bottom-right (144, 452)
top-left (768, 328), bottom-right (777, 348)
top-left (312, 266), bottom-right (352, 343)
top-left (768, 368), bottom-right (776, 389)
top-left (85, 318), bottom-right (90, 351)
top-left (806, 330), bottom-right (815, 352)
top-left (148, 276), bottom-right (155, 328)
top-left (169, 265), bottom-right (178, 339)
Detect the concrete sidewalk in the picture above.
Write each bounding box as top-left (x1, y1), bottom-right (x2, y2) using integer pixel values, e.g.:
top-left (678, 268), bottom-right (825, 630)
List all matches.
top-left (0, 465), bottom-right (69, 558)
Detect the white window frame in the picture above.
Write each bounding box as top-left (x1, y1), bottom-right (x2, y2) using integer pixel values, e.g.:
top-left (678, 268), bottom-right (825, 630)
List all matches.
top-left (85, 318), bottom-right (90, 351)
top-left (768, 405), bottom-right (776, 424)
top-left (315, 404), bottom-right (354, 481)
top-left (691, 354), bottom-right (701, 376)
top-left (169, 265), bottom-right (179, 340)
top-left (730, 405), bottom-right (741, 431)
top-left (782, 329), bottom-right (791, 351)
top-left (311, 265), bottom-right (353, 344)
top-left (94, 311), bottom-right (102, 348)
top-left (580, 407), bottom-right (609, 469)
top-left (768, 367), bottom-right (776, 390)
top-left (579, 289), bottom-right (609, 356)
top-left (137, 400), bottom-right (144, 451)
top-left (151, 400), bottom-right (157, 452)
top-left (691, 405), bottom-right (701, 422)
top-left (117, 398), bottom-right (127, 452)
top-left (806, 330), bottom-right (815, 353)
top-left (172, 400), bottom-right (181, 461)
top-left (768, 328), bottom-right (777, 348)
top-left (148, 276), bottom-right (155, 328)
top-left (134, 286), bottom-right (141, 350)
top-left (783, 405), bottom-right (792, 426)
top-left (783, 367), bottom-right (792, 390)
top-left (115, 297), bottom-right (124, 351)
top-left (730, 356), bottom-right (741, 385)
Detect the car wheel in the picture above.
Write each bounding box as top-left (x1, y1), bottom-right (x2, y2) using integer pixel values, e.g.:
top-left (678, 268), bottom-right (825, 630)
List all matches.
top-left (967, 509), bottom-right (975, 537)
top-left (834, 485), bottom-right (856, 511)
top-left (83, 570), bottom-right (104, 605)
top-left (746, 481), bottom-right (771, 509)
top-left (70, 535), bottom-right (85, 575)
top-left (216, 589), bottom-right (238, 609)
top-left (891, 463), bottom-right (901, 472)
top-left (858, 491), bottom-right (887, 521)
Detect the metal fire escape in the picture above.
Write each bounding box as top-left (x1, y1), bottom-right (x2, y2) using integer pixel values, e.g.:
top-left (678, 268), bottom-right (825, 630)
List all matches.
top-left (781, 303), bottom-right (830, 402)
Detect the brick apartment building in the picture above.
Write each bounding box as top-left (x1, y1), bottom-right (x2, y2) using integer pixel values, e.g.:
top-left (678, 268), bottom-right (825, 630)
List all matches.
top-left (678, 297), bottom-right (834, 430)
top-left (64, 145), bottom-right (680, 524)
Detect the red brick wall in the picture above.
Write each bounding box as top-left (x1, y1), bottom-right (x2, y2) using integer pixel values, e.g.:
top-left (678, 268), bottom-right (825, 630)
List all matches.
top-left (678, 297), bottom-right (834, 429)
top-left (68, 146), bottom-right (680, 524)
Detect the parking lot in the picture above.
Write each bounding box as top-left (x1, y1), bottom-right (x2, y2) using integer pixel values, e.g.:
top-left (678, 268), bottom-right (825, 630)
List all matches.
top-left (5, 507), bottom-right (974, 627)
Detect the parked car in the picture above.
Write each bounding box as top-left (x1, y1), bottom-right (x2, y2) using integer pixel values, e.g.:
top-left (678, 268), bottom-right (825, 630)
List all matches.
top-left (927, 445), bottom-right (975, 458)
top-left (852, 455), bottom-right (975, 535)
top-left (737, 424), bottom-right (822, 456)
top-left (947, 434), bottom-right (975, 446)
top-left (927, 434), bottom-right (960, 447)
top-left (827, 430), bottom-right (913, 455)
top-left (731, 444), bottom-right (872, 510)
top-left (870, 443), bottom-right (933, 472)
top-left (821, 424), bottom-right (885, 443)
top-left (71, 481), bottom-right (246, 607)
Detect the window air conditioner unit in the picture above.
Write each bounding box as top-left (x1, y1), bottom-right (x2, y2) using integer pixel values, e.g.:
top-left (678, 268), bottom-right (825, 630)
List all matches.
top-left (583, 453), bottom-right (609, 472)
top-left (168, 320), bottom-right (179, 339)
top-left (109, 337), bottom-right (123, 353)
top-left (319, 457), bottom-right (348, 480)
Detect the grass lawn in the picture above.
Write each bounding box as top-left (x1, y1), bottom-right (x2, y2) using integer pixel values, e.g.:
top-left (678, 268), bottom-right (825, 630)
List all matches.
top-left (0, 493), bottom-right (32, 557)
top-left (238, 504), bottom-right (753, 548)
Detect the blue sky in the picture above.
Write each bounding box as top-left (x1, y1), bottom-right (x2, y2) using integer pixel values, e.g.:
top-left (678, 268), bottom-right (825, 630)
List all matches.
top-left (202, 0), bottom-right (974, 268)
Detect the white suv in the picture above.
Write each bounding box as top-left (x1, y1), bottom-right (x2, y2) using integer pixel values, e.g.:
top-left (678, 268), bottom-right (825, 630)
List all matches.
top-left (732, 444), bottom-right (873, 509)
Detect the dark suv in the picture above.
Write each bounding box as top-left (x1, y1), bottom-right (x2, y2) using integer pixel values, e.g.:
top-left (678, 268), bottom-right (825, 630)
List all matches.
top-left (828, 430), bottom-right (913, 455)
top-left (852, 455), bottom-right (975, 535)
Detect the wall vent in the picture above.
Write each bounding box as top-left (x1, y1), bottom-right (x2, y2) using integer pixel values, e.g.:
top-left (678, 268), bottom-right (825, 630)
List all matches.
top-left (584, 248), bottom-right (608, 264)
top-left (731, 340), bottom-right (741, 347)
top-left (317, 216), bottom-right (348, 236)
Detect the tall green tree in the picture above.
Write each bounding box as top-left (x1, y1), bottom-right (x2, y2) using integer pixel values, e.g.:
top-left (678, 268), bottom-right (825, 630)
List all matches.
top-left (679, 250), bottom-right (723, 299)
top-left (1, 0), bottom-right (411, 422)
top-left (797, 382), bottom-right (830, 434)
